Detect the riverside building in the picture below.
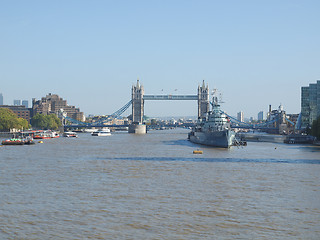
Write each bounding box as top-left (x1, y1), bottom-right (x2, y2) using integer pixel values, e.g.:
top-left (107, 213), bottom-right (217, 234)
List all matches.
top-left (258, 111), bottom-right (264, 121)
top-left (301, 80), bottom-right (320, 129)
top-left (22, 100), bottom-right (28, 108)
top-left (237, 111), bottom-right (244, 122)
top-left (14, 100), bottom-right (21, 106)
top-left (32, 93), bottom-right (85, 122)
top-left (0, 105), bottom-right (31, 123)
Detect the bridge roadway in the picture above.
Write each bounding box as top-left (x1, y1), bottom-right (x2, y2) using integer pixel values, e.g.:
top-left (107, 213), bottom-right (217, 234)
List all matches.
top-left (65, 124), bottom-right (129, 129)
top-left (64, 123), bottom-right (195, 130)
top-left (65, 122), bottom-right (277, 131)
top-left (143, 95), bottom-right (198, 100)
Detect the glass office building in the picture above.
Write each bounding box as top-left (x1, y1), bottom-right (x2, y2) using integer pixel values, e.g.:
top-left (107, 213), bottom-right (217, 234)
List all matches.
top-left (14, 100), bottom-right (21, 106)
top-left (301, 80), bottom-right (320, 128)
top-left (258, 111), bottom-right (264, 121)
top-left (22, 100), bottom-right (28, 108)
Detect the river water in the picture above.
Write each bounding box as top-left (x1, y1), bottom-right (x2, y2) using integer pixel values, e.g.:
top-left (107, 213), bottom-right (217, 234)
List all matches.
top-left (0, 128), bottom-right (320, 239)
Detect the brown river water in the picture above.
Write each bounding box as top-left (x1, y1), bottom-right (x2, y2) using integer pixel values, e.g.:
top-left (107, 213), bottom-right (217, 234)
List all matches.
top-left (1, 128), bottom-right (320, 239)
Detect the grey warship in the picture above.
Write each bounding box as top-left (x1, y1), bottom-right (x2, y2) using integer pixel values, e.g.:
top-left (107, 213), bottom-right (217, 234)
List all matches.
top-left (188, 91), bottom-right (235, 148)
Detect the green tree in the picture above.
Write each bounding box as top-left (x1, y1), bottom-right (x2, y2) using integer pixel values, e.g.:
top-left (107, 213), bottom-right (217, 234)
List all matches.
top-left (310, 116), bottom-right (320, 139)
top-left (150, 118), bottom-right (158, 125)
top-left (31, 113), bottom-right (62, 130)
top-left (0, 108), bottom-right (29, 131)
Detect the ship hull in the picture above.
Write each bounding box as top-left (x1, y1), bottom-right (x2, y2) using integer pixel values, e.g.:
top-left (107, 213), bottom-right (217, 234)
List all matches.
top-left (189, 130), bottom-right (235, 148)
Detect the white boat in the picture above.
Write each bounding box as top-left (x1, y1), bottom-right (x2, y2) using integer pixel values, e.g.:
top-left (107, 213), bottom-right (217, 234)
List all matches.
top-left (50, 131), bottom-right (60, 138)
top-left (63, 132), bottom-right (78, 138)
top-left (84, 128), bottom-right (97, 133)
top-left (91, 128), bottom-right (111, 136)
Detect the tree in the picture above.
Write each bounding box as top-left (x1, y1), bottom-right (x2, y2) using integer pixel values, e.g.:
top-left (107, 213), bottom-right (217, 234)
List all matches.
top-left (310, 116), bottom-right (320, 139)
top-left (31, 113), bottom-right (62, 130)
top-left (0, 108), bottom-right (29, 131)
top-left (150, 118), bottom-right (158, 125)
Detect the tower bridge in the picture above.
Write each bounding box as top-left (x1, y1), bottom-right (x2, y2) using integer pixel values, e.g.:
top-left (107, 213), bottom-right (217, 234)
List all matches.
top-left (64, 80), bottom-right (209, 133)
top-left (129, 80), bottom-right (209, 133)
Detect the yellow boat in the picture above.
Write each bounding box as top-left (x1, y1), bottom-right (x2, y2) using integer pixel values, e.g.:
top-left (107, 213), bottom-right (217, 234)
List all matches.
top-left (193, 150), bottom-right (203, 154)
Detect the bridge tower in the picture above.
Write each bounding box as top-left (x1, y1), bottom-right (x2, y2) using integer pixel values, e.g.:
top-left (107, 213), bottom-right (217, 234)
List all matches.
top-left (198, 80), bottom-right (210, 119)
top-left (131, 79), bottom-right (144, 123)
top-left (129, 79), bottom-right (147, 133)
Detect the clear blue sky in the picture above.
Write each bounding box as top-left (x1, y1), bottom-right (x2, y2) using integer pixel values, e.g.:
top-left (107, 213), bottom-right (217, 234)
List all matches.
top-left (1, 0), bottom-right (319, 118)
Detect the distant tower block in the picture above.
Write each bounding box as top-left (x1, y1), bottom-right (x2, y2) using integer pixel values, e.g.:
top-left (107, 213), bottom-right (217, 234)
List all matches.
top-left (198, 80), bottom-right (210, 118)
top-left (132, 79), bottom-right (144, 123)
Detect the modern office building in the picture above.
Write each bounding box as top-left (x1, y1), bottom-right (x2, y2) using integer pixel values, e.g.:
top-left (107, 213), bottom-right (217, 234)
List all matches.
top-left (22, 100), bottom-right (28, 108)
top-left (258, 111), bottom-right (264, 121)
top-left (301, 80), bottom-right (320, 128)
top-left (14, 100), bottom-right (21, 106)
top-left (32, 93), bottom-right (85, 122)
top-left (0, 93), bottom-right (3, 105)
top-left (237, 111), bottom-right (244, 122)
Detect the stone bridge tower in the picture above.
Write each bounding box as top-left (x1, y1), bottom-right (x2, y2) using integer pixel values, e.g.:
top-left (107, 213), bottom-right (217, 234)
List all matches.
top-left (129, 80), bottom-right (147, 134)
top-left (131, 79), bottom-right (144, 123)
top-left (198, 80), bottom-right (210, 119)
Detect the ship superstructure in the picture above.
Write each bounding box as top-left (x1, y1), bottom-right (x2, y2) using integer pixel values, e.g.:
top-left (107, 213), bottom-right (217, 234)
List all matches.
top-left (188, 90), bottom-right (235, 148)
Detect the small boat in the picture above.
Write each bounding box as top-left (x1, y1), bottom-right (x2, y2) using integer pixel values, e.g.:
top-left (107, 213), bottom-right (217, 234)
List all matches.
top-left (63, 132), bottom-right (78, 138)
top-left (33, 130), bottom-right (59, 139)
top-left (193, 150), bottom-right (203, 154)
top-left (91, 128), bottom-right (111, 136)
top-left (50, 131), bottom-right (60, 138)
top-left (24, 138), bottom-right (35, 145)
top-left (34, 132), bottom-right (51, 139)
top-left (2, 138), bottom-right (25, 145)
top-left (84, 128), bottom-right (98, 133)
top-left (1, 136), bottom-right (35, 145)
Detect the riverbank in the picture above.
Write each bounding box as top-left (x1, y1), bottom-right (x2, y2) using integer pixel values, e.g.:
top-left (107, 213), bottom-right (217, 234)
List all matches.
top-left (237, 132), bottom-right (286, 143)
top-left (314, 140), bottom-right (320, 146)
top-left (237, 132), bottom-right (317, 145)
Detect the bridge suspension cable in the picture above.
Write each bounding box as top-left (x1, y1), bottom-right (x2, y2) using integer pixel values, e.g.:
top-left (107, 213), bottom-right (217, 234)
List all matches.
top-left (219, 110), bottom-right (278, 129)
top-left (109, 100), bottom-right (132, 118)
top-left (64, 100), bottom-right (132, 127)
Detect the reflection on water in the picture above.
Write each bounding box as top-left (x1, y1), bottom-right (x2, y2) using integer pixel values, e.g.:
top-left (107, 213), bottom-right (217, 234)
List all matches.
top-left (0, 128), bottom-right (320, 239)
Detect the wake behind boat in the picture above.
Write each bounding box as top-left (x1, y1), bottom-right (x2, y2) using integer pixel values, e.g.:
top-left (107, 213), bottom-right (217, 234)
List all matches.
top-left (188, 90), bottom-right (236, 148)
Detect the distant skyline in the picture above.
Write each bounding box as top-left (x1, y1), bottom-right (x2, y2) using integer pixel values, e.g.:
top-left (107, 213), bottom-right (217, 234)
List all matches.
top-left (1, 0), bottom-right (319, 117)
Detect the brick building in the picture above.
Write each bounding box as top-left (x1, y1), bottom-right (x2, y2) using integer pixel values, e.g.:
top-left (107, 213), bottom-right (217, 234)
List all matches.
top-left (0, 105), bottom-right (31, 123)
top-left (32, 93), bottom-right (85, 122)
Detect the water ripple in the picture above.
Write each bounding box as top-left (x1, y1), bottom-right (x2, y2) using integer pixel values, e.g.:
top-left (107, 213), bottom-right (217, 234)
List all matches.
top-left (98, 156), bottom-right (320, 164)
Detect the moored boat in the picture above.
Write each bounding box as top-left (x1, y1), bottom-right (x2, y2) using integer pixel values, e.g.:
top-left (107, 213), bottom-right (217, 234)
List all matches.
top-left (33, 130), bottom-right (59, 139)
top-left (2, 136), bottom-right (35, 145)
top-left (2, 138), bottom-right (25, 145)
top-left (50, 131), bottom-right (60, 138)
top-left (188, 90), bottom-right (236, 148)
top-left (24, 138), bottom-right (35, 145)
